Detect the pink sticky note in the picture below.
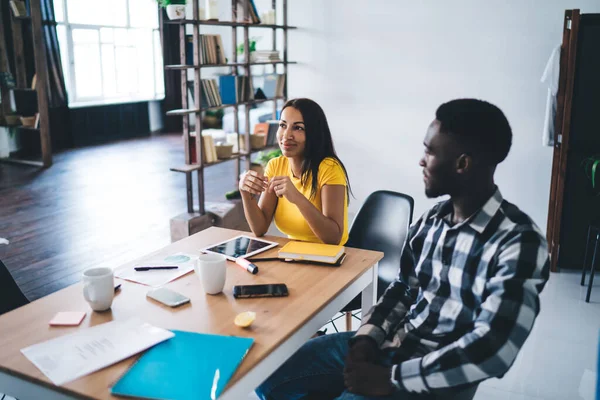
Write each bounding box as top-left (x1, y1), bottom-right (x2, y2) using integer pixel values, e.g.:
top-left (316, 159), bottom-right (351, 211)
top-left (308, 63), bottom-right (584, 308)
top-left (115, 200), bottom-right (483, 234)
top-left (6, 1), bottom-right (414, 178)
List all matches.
top-left (49, 311), bottom-right (86, 326)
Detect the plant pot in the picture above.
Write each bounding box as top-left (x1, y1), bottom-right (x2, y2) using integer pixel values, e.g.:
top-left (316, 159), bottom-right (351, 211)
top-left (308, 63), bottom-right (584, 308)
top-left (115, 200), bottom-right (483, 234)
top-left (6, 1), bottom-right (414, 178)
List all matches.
top-left (166, 4), bottom-right (186, 20)
top-left (237, 52), bottom-right (256, 63)
top-left (20, 116), bottom-right (36, 127)
top-left (5, 115), bottom-right (21, 126)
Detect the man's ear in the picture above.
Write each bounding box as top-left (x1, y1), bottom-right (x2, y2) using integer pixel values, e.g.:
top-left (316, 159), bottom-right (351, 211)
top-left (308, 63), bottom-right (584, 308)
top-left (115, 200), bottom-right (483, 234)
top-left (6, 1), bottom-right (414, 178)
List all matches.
top-left (456, 154), bottom-right (472, 174)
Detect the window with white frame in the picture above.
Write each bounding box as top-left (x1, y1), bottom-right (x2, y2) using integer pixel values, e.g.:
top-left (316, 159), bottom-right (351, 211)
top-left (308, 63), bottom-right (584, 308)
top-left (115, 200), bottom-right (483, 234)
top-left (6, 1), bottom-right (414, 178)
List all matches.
top-left (54, 0), bottom-right (165, 106)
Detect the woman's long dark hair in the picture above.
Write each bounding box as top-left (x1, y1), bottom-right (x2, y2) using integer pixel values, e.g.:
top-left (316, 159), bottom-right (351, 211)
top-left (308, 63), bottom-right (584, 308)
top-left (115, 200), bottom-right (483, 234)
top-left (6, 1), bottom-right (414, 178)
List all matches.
top-left (282, 98), bottom-right (352, 202)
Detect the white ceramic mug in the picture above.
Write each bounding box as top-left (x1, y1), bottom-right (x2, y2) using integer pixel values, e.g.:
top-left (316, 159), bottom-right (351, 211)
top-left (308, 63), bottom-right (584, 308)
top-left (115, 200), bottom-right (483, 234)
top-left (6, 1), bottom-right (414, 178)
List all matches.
top-left (82, 267), bottom-right (114, 311)
top-left (195, 254), bottom-right (227, 295)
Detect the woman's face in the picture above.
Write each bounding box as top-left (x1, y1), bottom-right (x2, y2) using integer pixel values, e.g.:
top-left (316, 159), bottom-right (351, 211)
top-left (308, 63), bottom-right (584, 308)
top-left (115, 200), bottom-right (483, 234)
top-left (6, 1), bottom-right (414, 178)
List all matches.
top-left (277, 107), bottom-right (306, 158)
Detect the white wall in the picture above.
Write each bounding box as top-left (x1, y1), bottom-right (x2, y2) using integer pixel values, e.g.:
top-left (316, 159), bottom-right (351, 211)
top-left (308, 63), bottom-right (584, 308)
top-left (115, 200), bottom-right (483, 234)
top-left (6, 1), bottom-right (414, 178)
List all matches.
top-left (279, 0), bottom-right (600, 232)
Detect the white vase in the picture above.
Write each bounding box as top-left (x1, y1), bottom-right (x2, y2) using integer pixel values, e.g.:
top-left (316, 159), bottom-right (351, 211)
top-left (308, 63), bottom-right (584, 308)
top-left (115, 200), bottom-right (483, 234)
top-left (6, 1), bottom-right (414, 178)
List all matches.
top-left (205, 0), bottom-right (218, 20)
top-left (166, 4), bottom-right (186, 20)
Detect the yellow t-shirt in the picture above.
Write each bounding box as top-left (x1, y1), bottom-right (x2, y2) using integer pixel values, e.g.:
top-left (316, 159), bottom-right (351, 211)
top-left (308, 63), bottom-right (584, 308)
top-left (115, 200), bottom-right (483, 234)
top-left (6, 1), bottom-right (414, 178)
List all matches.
top-left (264, 156), bottom-right (348, 245)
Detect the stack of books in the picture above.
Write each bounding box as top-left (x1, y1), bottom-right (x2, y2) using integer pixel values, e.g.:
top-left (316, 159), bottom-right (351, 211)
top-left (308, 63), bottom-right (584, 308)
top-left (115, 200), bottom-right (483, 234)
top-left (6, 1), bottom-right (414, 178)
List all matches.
top-left (252, 50), bottom-right (281, 62)
top-left (218, 75), bottom-right (255, 105)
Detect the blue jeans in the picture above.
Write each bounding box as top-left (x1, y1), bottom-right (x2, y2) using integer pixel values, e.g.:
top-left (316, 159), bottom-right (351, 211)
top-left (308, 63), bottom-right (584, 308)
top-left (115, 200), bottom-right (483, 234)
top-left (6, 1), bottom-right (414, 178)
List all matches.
top-left (255, 332), bottom-right (430, 400)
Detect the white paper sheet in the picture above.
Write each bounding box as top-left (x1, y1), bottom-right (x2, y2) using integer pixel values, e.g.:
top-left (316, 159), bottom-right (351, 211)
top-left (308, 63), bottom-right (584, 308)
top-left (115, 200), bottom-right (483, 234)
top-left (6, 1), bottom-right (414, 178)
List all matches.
top-left (114, 252), bottom-right (197, 287)
top-left (21, 318), bottom-right (174, 386)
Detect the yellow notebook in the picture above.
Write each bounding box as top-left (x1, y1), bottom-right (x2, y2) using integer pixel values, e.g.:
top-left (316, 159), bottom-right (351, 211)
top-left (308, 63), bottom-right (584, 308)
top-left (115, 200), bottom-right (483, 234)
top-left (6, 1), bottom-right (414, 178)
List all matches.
top-left (278, 241), bottom-right (345, 264)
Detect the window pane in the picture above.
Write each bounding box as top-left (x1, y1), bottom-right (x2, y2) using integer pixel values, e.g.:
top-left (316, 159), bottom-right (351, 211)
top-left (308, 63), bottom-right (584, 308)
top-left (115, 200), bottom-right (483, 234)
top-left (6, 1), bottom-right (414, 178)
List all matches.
top-left (132, 29), bottom-right (153, 97)
top-left (72, 28), bottom-right (99, 44)
top-left (154, 30), bottom-right (164, 97)
top-left (56, 25), bottom-right (71, 97)
top-left (100, 28), bottom-right (114, 43)
top-left (115, 46), bottom-right (136, 95)
top-left (73, 42), bottom-right (102, 98)
top-left (54, 0), bottom-right (65, 23)
top-left (114, 28), bottom-right (131, 46)
top-left (129, 0), bottom-right (159, 29)
top-left (66, 0), bottom-right (127, 26)
top-left (101, 45), bottom-right (117, 97)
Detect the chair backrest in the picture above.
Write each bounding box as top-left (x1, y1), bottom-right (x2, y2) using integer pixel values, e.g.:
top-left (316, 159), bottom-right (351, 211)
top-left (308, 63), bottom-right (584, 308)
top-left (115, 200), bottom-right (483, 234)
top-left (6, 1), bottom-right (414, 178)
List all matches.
top-left (0, 259), bottom-right (29, 315)
top-left (346, 191), bottom-right (414, 299)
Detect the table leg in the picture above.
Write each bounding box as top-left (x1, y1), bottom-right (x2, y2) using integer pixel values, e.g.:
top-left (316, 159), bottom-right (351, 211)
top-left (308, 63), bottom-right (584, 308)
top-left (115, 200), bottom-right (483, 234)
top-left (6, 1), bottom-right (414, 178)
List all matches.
top-left (361, 262), bottom-right (378, 317)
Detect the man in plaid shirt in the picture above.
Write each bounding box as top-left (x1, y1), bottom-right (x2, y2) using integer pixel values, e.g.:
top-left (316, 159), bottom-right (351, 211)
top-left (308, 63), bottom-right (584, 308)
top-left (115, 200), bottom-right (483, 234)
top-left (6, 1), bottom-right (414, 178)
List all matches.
top-left (256, 99), bottom-right (550, 400)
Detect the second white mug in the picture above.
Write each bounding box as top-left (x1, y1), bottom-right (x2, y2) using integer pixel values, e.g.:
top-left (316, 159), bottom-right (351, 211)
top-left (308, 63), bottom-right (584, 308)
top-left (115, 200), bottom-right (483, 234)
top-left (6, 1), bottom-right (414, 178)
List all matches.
top-left (195, 253), bottom-right (227, 295)
top-left (82, 267), bottom-right (114, 312)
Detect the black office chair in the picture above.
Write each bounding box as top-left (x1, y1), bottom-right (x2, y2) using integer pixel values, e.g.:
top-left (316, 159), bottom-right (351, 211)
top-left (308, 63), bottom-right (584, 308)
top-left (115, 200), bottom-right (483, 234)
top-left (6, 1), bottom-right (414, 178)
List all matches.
top-left (339, 190), bottom-right (414, 331)
top-left (0, 259), bottom-right (29, 316)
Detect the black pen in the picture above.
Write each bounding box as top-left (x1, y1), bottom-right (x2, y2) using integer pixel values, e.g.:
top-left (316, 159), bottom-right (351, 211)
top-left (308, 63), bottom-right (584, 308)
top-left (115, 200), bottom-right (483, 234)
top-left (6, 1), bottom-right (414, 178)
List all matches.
top-left (134, 266), bottom-right (179, 271)
top-left (114, 284), bottom-right (121, 292)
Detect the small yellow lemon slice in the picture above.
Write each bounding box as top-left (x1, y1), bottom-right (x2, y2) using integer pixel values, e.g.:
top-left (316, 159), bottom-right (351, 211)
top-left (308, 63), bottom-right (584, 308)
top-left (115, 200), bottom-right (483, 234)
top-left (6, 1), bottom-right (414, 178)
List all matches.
top-left (234, 311), bottom-right (256, 328)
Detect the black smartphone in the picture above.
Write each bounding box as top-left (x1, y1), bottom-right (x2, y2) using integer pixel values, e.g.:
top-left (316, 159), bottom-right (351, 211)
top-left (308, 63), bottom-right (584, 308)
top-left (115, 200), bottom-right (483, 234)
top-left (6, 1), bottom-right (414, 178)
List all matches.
top-left (233, 284), bottom-right (289, 299)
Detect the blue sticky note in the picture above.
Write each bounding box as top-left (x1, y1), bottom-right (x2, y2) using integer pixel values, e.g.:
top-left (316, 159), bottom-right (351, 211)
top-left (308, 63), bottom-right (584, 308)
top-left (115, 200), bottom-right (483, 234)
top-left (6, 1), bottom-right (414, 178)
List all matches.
top-left (111, 330), bottom-right (254, 400)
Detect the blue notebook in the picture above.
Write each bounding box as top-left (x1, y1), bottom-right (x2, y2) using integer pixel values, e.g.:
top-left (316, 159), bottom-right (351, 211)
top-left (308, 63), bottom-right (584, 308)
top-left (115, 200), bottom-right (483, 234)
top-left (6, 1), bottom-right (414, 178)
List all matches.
top-left (219, 75), bottom-right (237, 105)
top-left (111, 330), bottom-right (254, 400)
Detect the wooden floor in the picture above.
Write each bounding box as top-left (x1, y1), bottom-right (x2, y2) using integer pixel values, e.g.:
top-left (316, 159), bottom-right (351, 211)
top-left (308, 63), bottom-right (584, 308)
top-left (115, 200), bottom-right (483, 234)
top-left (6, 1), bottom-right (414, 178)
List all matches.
top-left (0, 134), bottom-right (240, 301)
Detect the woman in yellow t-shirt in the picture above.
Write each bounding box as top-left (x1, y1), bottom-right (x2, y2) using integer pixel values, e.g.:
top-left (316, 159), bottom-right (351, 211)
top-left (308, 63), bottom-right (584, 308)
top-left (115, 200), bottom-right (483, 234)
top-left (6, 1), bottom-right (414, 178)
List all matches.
top-left (239, 98), bottom-right (351, 245)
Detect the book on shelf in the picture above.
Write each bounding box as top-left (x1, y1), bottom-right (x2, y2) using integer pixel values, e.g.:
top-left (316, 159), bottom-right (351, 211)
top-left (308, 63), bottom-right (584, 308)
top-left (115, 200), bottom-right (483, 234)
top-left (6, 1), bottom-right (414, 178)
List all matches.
top-left (186, 34), bottom-right (227, 65)
top-left (263, 74), bottom-right (285, 98)
top-left (188, 80), bottom-right (222, 108)
top-left (236, 0), bottom-right (261, 24)
top-left (185, 35), bottom-right (193, 65)
top-left (254, 122), bottom-right (268, 135)
top-left (190, 130), bottom-right (218, 163)
top-left (218, 75), bottom-right (254, 105)
top-left (266, 121), bottom-right (279, 146)
top-left (202, 135), bottom-right (217, 163)
top-left (10, 0), bottom-right (27, 17)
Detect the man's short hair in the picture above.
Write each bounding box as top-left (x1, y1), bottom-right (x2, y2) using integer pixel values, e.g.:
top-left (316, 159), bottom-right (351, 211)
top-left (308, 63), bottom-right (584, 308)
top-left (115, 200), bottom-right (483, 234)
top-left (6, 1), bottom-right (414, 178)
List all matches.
top-left (436, 99), bottom-right (512, 165)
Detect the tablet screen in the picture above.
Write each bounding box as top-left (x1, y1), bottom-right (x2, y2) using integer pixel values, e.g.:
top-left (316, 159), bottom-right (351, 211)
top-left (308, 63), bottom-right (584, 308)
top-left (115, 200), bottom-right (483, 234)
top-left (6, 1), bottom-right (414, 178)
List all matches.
top-left (204, 236), bottom-right (276, 259)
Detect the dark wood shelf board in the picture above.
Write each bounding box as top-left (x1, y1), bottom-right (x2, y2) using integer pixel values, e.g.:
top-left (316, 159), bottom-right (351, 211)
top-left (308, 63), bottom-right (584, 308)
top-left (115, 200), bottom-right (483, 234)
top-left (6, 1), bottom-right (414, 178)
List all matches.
top-left (171, 144), bottom-right (279, 172)
top-left (11, 88), bottom-right (35, 92)
top-left (199, 97), bottom-right (284, 112)
top-left (205, 154), bottom-right (241, 166)
top-left (0, 157), bottom-right (44, 167)
top-left (170, 164), bottom-right (203, 173)
top-left (164, 19), bottom-right (296, 29)
top-left (166, 108), bottom-right (200, 116)
top-left (11, 16), bottom-right (55, 25)
top-left (17, 126), bottom-right (40, 132)
top-left (164, 64), bottom-right (199, 70)
top-left (165, 61), bottom-right (296, 70)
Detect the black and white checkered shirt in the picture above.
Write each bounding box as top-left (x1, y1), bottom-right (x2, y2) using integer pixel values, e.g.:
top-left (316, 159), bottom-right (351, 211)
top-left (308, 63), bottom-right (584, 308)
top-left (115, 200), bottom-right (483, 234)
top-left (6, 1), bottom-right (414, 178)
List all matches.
top-left (355, 188), bottom-right (550, 394)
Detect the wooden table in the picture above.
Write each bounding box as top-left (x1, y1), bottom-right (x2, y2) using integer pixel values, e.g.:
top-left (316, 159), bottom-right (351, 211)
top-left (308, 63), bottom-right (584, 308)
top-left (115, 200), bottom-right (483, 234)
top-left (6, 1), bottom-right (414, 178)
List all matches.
top-left (0, 227), bottom-right (382, 400)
